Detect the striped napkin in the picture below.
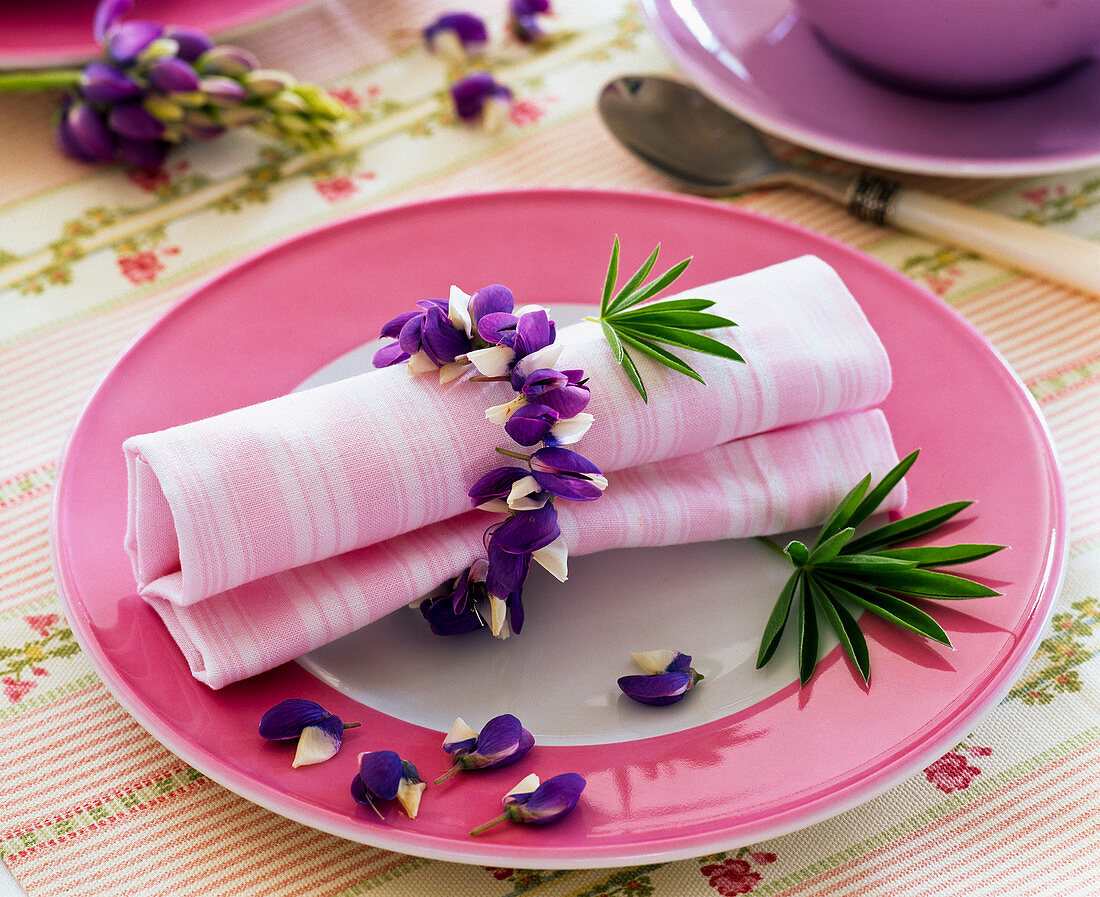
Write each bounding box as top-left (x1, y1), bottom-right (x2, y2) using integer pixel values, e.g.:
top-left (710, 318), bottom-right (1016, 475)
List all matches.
top-left (148, 409), bottom-right (903, 687)
top-left (124, 255), bottom-right (892, 608)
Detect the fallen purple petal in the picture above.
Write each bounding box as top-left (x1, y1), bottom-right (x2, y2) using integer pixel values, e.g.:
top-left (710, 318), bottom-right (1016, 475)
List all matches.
top-left (617, 669), bottom-right (702, 706)
top-left (259, 698), bottom-right (330, 739)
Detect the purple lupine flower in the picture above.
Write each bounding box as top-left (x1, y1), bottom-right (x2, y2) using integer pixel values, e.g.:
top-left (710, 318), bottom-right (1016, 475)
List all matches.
top-left (259, 698), bottom-right (360, 767)
top-left (435, 713), bottom-right (534, 783)
top-left (617, 650), bottom-right (704, 706)
top-left (419, 590), bottom-right (487, 635)
top-left (468, 466), bottom-right (530, 510)
top-left (470, 771), bottom-right (586, 835)
top-left (504, 403), bottom-right (560, 447)
top-left (491, 502), bottom-right (560, 554)
top-left (351, 751), bottom-right (426, 819)
top-left (441, 718), bottom-right (479, 754)
top-left (423, 12), bottom-right (489, 63)
top-left (50, 0), bottom-right (351, 165)
top-left (529, 447), bottom-right (607, 501)
top-left (508, 0), bottom-right (552, 44)
top-left (450, 71), bottom-right (512, 130)
top-left (517, 368), bottom-right (590, 417)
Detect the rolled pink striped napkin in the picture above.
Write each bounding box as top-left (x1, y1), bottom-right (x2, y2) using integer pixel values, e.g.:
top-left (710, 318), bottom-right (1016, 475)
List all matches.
top-left (147, 409), bottom-right (902, 688)
top-left (124, 256), bottom-right (892, 608)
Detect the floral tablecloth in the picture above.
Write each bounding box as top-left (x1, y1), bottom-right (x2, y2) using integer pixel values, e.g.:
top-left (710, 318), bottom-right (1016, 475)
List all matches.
top-left (1, 1), bottom-right (1098, 895)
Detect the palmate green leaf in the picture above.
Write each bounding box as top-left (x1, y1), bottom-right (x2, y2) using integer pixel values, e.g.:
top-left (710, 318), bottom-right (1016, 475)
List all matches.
top-left (613, 322), bottom-right (745, 362)
top-left (754, 449), bottom-right (1005, 688)
top-left (615, 330), bottom-right (706, 384)
top-left (606, 243), bottom-right (660, 314)
top-left (606, 257), bottom-right (693, 315)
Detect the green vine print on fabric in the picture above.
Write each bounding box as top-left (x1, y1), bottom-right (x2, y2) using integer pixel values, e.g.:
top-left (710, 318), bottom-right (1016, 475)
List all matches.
top-left (1007, 597), bottom-right (1099, 705)
top-left (2, 614), bottom-right (79, 704)
top-left (1018, 178), bottom-right (1100, 225)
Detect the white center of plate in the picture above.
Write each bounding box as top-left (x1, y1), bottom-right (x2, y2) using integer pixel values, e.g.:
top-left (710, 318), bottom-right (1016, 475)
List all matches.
top-left (295, 305), bottom-right (821, 746)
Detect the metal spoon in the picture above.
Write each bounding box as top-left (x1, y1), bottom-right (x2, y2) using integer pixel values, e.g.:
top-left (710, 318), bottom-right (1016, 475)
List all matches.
top-left (599, 75), bottom-right (1100, 296)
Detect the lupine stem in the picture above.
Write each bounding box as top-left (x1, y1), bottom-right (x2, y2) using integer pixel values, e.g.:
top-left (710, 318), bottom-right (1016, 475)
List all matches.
top-left (433, 763), bottom-right (462, 785)
top-left (469, 812), bottom-right (510, 836)
top-left (0, 70), bottom-right (83, 93)
top-left (754, 535), bottom-right (787, 558)
top-left (342, 721), bottom-right (362, 730)
top-left (495, 447), bottom-right (531, 461)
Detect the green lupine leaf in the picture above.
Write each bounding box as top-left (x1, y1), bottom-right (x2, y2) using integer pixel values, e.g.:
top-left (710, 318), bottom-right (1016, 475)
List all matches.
top-left (754, 451), bottom-right (1004, 687)
top-left (618, 345), bottom-right (647, 403)
top-left (607, 310), bottom-right (734, 330)
top-left (612, 322), bottom-right (745, 362)
top-left (600, 318), bottom-right (624, 363)
top-left (606, 243), bottom-right (660, 313)
top-left (609, 257), bottom-right (693, 313)
top-left (599, 236), bottom-right (620, 316)
top-left (615, 330), bottom-right (705, 383)
top-left (756, 570), bottom-right (800, 668)
top-left (607, 297), bottom-right (715, 315)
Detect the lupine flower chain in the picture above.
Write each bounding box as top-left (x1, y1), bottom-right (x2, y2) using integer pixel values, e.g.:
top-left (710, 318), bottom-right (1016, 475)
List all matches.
top-left (0, 0), bottom-right (350, 167)
top-left (375, 283), bottom-right (605, 639)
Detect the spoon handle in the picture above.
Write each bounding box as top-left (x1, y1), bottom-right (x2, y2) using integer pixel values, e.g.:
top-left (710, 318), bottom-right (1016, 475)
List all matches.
top-left (848, 173), bottom-right (1100, 296)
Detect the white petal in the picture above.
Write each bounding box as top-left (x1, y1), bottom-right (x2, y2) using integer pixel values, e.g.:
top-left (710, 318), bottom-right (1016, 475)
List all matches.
top-left (428, 29), bottom-right (466, 65)
top-left (407, 350), bottom-right (437, 374)
top-left (515, 304), bottom-right (547, 316)
top-left (485, 394), bottom-right (527, 424)
top-left (548, 412), bottom-right (594, 445)
top-left (532, 534), bottom-right (569, 582)
top-left (481, 95), bottom-right (510, 133)
top-left (396, 779), bottom-right (427, 819)
top-left (587, 474), bottom-right (609, 492)
top-left (513, 343), bottom-right (564, 382)
top-left (489, 596), bottom-right (510, 638)
top-left (629, 649), bottom-right (681, 675)
top-left (438, 361), bottom-right (467, 384)
top-left (443, 717), bottom-right (478, 748)
top-left (291, 725), bottom-right (341, 768)
top-left (448, 285), bottom-right (473, 335)
top-left (506, 475), bottom-right (548, 511)
top-left (467, 344), bottom-right (515, 377)
top-left (505, 773), bottom-right (540, 799)
top-left (476, 498), bottom-right (512, 514)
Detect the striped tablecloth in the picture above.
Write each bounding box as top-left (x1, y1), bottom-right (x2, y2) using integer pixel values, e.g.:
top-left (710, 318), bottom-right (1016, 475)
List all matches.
top-left (1, 2), bottom-right (1097, 895)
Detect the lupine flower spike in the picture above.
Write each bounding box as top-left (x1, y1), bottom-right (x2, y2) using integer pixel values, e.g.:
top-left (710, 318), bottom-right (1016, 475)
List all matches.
top-left (470, 772), bottom-right (586, 836)
top-left (350, 750), bottom-right (427, 819)
top-left (435, 714), bottom-right (534, 783)
top-left (259, 698), bottom-right (361, 767)
top-left (617, 650), bottom-right (704, 706)
top-left (0, 0), bottom-right (351, 166)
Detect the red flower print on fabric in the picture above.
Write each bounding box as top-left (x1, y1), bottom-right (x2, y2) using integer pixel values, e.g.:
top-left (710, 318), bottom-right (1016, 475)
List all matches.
top-left (924, 750), bottom-right (982, 793)
top-left (24, 614), bottom-right (60, 638)
top-left (3, 677), bottom-right (36, 704)
top-left (701, 858), bottom-right (763, 896)
top-left (118, 251), bottom-right (165, 284)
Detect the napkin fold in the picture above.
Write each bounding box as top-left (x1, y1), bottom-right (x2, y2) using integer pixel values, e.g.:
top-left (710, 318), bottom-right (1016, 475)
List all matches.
top-left (124, 255), bottom-right (892, 607)
top-left (147, 409), bottom-right (904, 688)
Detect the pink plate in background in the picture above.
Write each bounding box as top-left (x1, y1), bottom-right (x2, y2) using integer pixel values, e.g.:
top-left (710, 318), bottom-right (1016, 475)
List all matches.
top-left (51, 189), bottom-right (1066, 867)
top-left (0, 0), bottom-right (313, 68)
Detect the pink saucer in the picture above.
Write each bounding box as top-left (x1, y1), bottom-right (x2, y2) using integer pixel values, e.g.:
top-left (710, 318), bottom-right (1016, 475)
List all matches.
top-left (640, 0), bottom-right (1100, 176)
top-left (0, 0), bottom-right (309, 68)
top-left (51, 189), bottom-right (1066, 867)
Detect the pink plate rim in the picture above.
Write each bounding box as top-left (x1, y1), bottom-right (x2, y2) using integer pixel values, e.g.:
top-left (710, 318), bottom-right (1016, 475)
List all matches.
top-left (50, 187), bottom-right (1068, 867)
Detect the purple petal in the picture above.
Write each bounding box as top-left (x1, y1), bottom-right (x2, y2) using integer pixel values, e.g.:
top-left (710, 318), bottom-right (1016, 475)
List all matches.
top-left (477, 311), bottom-right (518, 346)
top-left (80, 62), bottom-right (143, 103)
top-left (358, 750), bottom-right (403, 800)
top-left (94, 0), bottom-right (132, 43)
top-left (665, 652), bottom-right (693, 673)
top-left (617, 671), bottom-right (696, 706)
top-left (259, 698), bottom-right (330, 739)
top-left (507, 773), bottom-right (585, 824)
top-left (148, 57), bottom-right (201, 93)
top-left (200, 75), bottom-right (250, 105)
top-left (468, 466), bottom-right (529, 507)
top-left (372, 341), bottom-right (410, 368)
top-left (380, 309), bottom-right (421, 339)
top-left (415, 297), bottom-right (450, 311)
top-left (531, 470), bottom-right (604, 501)
top-left (424, 12), bottom-right (488, 48)
top-left (507, 587), bottom-right (526, 634)
top-left (116, 137), bottom-right (169, 169)
top-left (419, 593), bottom-right (486, 635)
top-left (468, 284), bottom-right (515, 323)
top-left (61, 102), bottom-right (115, 161)
top-left (520, 368), bottom-right (568, 397)
top-left (398, 313), bottom-right (425, 356)
top-left (530, 447), bottom-right (602, 477)
top-left (510, 0), bottom-right (552, 15)
top-left (450, 71), bottom-right (510, 121)
top-left (107, 20), bottom-right (163, 63)
top-left (513, 310), bottom-right (554, 357)
top-left (539, 382), bottom-right (590, 418)
top-left (504, 403), bottom-right (558, 447)
top-left (421, 304), bottom-right (471, 365)
top-left (492, 503), bottom-right (560, 554)
top-left (164, 24), bottom-right (216, 62)
top-left (486, 539), bottom-right (531, 596)
top-left (471, 714), bottom-right (533, 767)
top-left (108, 102), bottom-right (165, 140)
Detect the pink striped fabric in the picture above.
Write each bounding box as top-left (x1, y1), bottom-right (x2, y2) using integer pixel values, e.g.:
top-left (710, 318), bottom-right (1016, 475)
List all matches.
top-left (124, 255), bottom-right (892, 607)
top-left (148, 409), bottom-right (903, 688)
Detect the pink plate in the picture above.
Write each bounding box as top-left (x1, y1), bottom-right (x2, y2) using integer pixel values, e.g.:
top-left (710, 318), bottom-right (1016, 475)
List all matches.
top-left (51, 189), bottom-right (1066, 867)
top-left (0, 0), bottom-right (310, 68)
top-left (640, 0), bottom-right (1100, 177)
